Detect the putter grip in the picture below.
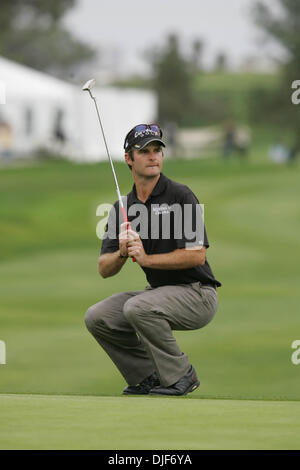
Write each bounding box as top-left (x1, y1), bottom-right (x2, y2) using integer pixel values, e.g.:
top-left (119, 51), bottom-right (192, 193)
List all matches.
top-left (120, 209), bottom-right (136, 263)
top-left (126, 222), bottom-right (136, 263)
top-left (127, 220), bottom-right (136, 263)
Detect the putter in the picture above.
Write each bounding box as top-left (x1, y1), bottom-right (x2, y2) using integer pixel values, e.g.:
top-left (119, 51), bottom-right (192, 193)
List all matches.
top-left (82, 78), bottom-right (135, 261)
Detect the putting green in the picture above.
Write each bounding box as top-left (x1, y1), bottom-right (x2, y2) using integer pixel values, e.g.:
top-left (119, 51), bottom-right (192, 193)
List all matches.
top-left (0, 394), bottom-right (299, 450)
top-left (0, 137), bottom-right (300, 450)
top-left (0, 155), bottom-right (300, 401)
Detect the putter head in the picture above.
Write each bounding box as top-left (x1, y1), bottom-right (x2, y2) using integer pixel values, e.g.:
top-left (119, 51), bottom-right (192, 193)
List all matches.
top-left (82, 78), bottom-right (96, 92)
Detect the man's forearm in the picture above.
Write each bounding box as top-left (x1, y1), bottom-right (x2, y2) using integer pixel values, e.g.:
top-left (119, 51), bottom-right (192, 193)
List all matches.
top-left (98, 251), bottom-right (127, 278)
top-left (143, 248), bottom-right (205, 270)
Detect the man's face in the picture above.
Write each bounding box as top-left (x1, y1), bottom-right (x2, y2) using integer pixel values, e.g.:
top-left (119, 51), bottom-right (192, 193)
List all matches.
top-left (125, 142), bottom-right (163, 178)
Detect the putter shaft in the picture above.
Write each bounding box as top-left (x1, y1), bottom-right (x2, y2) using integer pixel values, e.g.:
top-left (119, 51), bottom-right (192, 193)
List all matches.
top-left (83, 80), bottom-right (135, 260)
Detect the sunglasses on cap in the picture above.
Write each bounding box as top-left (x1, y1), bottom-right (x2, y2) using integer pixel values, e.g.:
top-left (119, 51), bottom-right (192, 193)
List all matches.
top-left (124, 123), bottom-right (163, 151)
top-left (132, 124), bottom-right (162, 135)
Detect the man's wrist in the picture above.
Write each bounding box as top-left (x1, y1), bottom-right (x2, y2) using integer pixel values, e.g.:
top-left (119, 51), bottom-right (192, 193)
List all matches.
top-left (119, 250), bottom-right (128, 259)
top-left (142, 254), bottom-right (151, 267)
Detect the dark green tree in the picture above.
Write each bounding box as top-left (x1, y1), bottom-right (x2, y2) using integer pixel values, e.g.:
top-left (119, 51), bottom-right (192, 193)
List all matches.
top-left (214, 52), bottom-right (228, 72)
top-left (150, 34), bottom-right (194, 126)
top-left (0, 0), bottom-right (95, 79)
top-left (253, 0), bottom-right (300, 147)
top-left (191, 39), bottom-right (204, 73)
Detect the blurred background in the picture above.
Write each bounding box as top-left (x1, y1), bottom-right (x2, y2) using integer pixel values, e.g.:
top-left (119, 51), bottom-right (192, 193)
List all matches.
top-left (0, 0), bottom-right (299, 399)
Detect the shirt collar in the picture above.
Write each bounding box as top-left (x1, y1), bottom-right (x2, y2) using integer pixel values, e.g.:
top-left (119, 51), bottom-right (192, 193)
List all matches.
top-left (128, 173), bottom-right (168, 204)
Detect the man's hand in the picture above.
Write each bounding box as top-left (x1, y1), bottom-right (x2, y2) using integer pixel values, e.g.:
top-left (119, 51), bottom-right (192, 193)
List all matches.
top-left (118, 222), bottom-right (136, 257)
top-left (126, 229), bottom-right (148, 266)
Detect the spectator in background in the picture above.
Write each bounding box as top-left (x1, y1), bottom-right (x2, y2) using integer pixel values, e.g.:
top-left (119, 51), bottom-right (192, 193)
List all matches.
top-left (0, 121), bottom-right (13, 159)
top-left (222, 121), bottom-right (235, 160)
top-left (222, 121), bottom-right (251, 162)
top-left (287, 143), bottom-right (299, 165)
top-left (268, 141), bottom-right (297, 165)
top-left (269, 142), bottom-right (288, 163)
top-left (164, 121), bottom-right (178, 158)
top-left (52, 109), bottom-right (67, 155)
top-left (235, 126), bottom-right (251, 161)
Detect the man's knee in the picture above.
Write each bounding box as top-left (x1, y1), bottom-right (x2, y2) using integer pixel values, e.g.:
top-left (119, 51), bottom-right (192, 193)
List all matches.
top-left (123, 297), bottom-right (152, 323)
top-left (84, 303), bottom-right (106, 333)
top-left (84, 305), bottom-right (97, 332)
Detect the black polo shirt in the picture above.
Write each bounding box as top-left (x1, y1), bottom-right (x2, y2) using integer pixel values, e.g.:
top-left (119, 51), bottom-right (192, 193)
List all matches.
top-left (100, 173), bottom-right (221, 288)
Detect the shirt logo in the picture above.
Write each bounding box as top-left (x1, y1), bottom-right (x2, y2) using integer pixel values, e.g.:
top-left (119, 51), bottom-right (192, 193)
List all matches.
top-left (152, 205), bottom-right (172, 215)
top-left (134, 129), bottom-right (159, 139)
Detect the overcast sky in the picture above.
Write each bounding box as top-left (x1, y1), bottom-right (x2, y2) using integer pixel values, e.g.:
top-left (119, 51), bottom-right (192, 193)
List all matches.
top-left (64, 0), bottom-right (280, 77)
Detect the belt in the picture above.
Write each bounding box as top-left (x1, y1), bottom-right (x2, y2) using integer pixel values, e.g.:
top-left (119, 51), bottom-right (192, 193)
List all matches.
top-left (202, 284), bottom-right (216, 290)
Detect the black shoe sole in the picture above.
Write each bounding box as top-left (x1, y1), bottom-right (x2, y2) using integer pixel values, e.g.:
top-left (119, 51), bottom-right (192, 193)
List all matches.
top-left (185, 380), bottom-right (200, 395)
top-left (149, 380), bottom-right (200, 396)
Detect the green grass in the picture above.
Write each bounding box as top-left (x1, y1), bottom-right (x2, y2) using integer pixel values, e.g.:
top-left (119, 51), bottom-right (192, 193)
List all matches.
top-left (115, 71), bottom-right (279, 93)
top-left (194, 72), bottom-right (280, 124)
top-left (1, 394), bottom-right (299, 450)
top-left (114, 71), bottom-right (280, 124)
top-left (194, 72), bottom-right (279, 92)
top-left (0, 134), bottom-right (299, 448)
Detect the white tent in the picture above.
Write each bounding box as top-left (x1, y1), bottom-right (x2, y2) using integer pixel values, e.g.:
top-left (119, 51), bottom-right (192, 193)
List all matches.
top-left (0, 56), bottom-right (157, 161)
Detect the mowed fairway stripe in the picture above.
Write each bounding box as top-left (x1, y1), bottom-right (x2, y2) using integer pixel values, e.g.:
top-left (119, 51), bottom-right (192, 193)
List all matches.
top-left (0, 394), bottom-right (299, 450)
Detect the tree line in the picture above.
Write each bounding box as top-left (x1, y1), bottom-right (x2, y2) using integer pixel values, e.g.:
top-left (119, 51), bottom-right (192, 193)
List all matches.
top-left (0, 0), bottom-right (299, 145)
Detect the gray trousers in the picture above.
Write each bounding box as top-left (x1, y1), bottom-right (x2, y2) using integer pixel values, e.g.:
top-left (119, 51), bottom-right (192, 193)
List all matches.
top-left (85, 282), bottom-right (218, 387)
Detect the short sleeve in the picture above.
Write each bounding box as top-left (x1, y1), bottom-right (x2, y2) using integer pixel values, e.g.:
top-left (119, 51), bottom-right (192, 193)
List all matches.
top-left (175, 190), bottom-right (209, 249)
top-left (100, 202), bottom-right (120, 255)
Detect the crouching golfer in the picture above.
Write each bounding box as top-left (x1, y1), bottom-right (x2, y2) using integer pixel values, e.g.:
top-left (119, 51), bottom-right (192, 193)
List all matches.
top-left (85, 123), bottom-right (221, 396)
